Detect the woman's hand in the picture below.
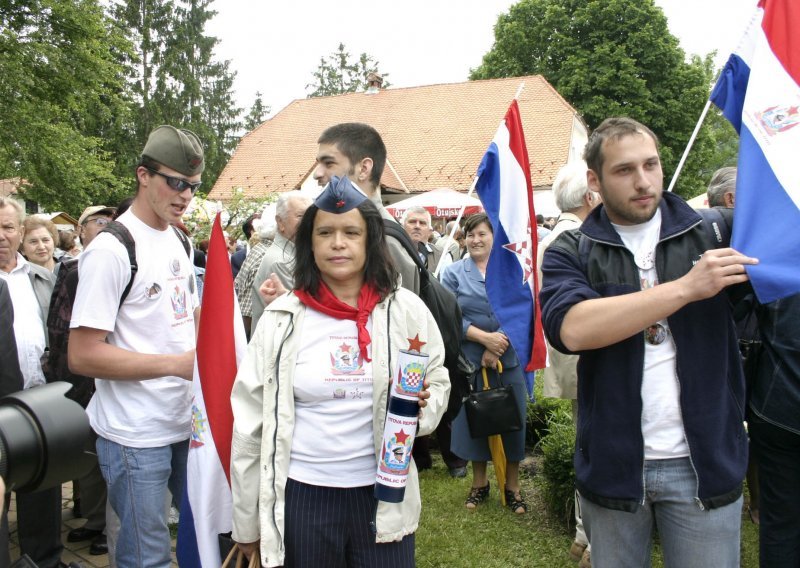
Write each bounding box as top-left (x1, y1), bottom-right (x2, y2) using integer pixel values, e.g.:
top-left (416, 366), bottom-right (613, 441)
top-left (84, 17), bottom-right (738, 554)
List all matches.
top-left (417, 378), bottom-right (431, 417)
top-left (481, 331), bottom-right (509, 357)
top-left (236, 541), bottom-right (260, 565)
top-left (481, 349), bottom-right (500, 370)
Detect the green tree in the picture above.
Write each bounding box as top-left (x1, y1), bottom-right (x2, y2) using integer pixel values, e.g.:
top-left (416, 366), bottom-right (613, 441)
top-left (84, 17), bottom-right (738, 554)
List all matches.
top-left (244, 91), bottom-right (269, 131)
top-left (306, 43), bottom-right (390, 97)
top-left (0, 0), bottom-right (135, 213)
top-left (472, 0), bottom-right (728, 198)
top-left (111, 0), bottom-right (241, 194)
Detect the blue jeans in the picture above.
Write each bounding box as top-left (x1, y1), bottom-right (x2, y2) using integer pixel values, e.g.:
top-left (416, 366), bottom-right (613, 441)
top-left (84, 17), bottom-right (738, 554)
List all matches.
top-left (580, 457), bottom-right (742, 568)
top-left (97, 437), bottom-right (189, 568)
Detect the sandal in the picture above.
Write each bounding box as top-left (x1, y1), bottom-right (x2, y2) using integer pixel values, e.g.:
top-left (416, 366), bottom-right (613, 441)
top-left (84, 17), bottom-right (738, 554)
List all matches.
top-left (464, 482), bottom-right (490, 509)
top-left (505, 488), bottom-right (528, 514)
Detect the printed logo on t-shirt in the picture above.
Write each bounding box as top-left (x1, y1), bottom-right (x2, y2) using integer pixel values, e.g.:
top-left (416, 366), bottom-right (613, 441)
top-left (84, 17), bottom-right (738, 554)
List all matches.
top-left (169, 258), bottom-right (182, 276)
top-left (329, 336), bottom-right (364, 375)
top-left (144, 282), bottom-right (162, 300)
top-left (171, 285), bottom-right (189, 320)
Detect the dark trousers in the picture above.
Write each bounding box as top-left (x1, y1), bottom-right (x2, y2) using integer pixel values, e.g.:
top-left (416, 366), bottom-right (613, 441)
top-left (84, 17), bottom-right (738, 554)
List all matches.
top-left (16, 486), bottom-right (63, 568)
top-left (750, 416), bottom-right (800, 568)
top-left (284, 478), bottom-right (414, 568)
top-left (413, 420), bottom-right (467, 471)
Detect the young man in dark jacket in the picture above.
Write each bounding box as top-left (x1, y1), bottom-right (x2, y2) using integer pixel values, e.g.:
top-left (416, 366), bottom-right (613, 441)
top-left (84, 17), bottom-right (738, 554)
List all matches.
top-left (540, 117), bottom-right (758, 567)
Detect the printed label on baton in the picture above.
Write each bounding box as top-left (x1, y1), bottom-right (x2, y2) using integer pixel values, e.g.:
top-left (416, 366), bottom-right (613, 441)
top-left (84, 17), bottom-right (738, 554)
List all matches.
top-left (393, 349), bottom-right (429, 401)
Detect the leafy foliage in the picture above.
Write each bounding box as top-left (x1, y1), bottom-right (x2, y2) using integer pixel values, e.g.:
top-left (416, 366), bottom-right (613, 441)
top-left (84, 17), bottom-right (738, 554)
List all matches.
top-left (0, 0), bottom-right (249, 216)
top-left (471, 0), bottom-right (738, 198)
top-left (537, 406), bottom-right (577, 529)
top-left (0, 0), bottom-right (134, 212)
top-left (243, 91), bottom-right (269, 131)
top-left (306, 42), bottom-right (390, 97)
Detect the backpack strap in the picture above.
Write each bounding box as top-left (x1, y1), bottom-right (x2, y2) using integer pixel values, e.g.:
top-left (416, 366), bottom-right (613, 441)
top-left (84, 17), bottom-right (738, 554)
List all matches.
top-left (696, 207), bottom-right (733, 249)
top-left (171, 225), bottom-right (192, 258)
top-left (100, 221), bottom-right (138, 305)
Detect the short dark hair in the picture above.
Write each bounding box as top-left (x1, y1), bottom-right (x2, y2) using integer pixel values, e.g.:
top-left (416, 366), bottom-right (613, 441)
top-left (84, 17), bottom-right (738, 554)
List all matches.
top-left (293, 199), bottom-right (398, 299)
top-left (583, 117), bottom-right (659, 180)
top-left (464, 212), bottom-right (492, 236)
top-left (318, 123), bottom-right (387, 188)
top-left (241, 213), bottom-right (260, 240)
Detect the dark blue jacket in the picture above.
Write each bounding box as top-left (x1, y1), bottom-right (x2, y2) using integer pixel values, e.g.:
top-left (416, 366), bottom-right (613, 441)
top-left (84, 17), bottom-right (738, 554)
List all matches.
top-left (749, 292), bottom-right (800, 435)
top-left (540, 192), bottom-right (747, 511)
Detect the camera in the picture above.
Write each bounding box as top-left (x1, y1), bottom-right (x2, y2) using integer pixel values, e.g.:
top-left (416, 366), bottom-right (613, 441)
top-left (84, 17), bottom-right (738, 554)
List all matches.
top-left (0, 382), bottom-right (95, 493)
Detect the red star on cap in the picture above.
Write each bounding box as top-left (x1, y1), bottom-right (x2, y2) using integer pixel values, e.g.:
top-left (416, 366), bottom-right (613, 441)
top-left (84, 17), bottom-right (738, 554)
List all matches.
top-left (394, 429), bottom-right (410, 444)
top-left (336, 199), bottom-right (345, 208)
top-left (407, 334), bottom-right (426, 352)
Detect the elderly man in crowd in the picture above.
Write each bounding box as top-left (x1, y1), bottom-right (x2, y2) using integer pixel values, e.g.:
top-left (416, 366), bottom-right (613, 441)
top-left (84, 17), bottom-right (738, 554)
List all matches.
top-left (706, 166), bottom-right (737, 208)
top-left (402, 205), bottom-right (449, 272)
top-left (250, 191), bottom-right (312, 334)
top-left (0, 196), bottom-right (67, 568)
top-left (536, 160), bottom-right (600, 568)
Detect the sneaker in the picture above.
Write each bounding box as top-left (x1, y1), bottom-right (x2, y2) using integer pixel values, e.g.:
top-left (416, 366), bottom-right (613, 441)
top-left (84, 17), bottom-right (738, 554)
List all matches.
top-left (578, 548), bottom-right (591, 568)
top-left (569, 541), bottom-right (587, 562)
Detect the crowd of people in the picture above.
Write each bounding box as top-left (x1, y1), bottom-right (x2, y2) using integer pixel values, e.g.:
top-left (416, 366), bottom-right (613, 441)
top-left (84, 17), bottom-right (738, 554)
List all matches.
top-left (0, 115), bottom-right (796, 568)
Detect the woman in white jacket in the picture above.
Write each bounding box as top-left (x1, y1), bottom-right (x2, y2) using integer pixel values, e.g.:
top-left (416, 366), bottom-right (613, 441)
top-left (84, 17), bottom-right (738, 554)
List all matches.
top-left (231, 176), bottom-right (450, 567)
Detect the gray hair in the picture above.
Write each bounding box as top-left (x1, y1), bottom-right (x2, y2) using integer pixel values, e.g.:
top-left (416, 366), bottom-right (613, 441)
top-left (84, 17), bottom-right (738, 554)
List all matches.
top-left (0, 196), bottom-right (25, 225)
top-left (706, 167), bottom-right (737, 207)
top-left (553, 161), bottom-right (591, 211)
top-left (275, 190), bottom-right (312, 220)
top-left (401, 205), bottom-right (431, 226)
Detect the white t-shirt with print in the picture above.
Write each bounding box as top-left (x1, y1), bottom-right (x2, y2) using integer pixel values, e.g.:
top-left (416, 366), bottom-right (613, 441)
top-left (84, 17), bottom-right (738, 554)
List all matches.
top-left (70, 210), bottom-right (199, 448)
top-left (288, 307), bottom-right (376, 487)
top-left (613, 209), bottom-right (689, 459)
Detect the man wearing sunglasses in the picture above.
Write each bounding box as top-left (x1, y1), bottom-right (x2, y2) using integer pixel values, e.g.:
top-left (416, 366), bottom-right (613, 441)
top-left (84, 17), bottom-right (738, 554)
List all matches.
top-left (69, 125), bottom-right (204, 568)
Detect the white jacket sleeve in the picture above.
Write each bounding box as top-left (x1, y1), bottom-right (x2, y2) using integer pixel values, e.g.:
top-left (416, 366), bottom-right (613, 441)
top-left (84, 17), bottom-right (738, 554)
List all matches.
top-left (230, 320), bottom-right (268, 544)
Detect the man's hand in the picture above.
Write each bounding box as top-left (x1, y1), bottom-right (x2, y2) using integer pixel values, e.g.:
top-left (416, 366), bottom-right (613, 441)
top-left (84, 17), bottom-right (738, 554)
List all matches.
top-left (679, 248), bottom-right (758, 302)
top-left (258, 273), bottom-right (288, 306)
top-left (174, 350), bottom-right (196, 381)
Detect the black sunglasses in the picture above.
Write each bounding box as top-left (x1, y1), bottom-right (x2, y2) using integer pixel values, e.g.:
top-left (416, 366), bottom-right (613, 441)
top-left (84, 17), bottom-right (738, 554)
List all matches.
top-left (146, 168), bottom-right (202, 195)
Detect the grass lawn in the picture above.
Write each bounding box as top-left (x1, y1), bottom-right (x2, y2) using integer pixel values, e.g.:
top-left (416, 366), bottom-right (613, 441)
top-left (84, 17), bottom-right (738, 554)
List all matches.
top-left (415, 453), bottom-right (760, 567)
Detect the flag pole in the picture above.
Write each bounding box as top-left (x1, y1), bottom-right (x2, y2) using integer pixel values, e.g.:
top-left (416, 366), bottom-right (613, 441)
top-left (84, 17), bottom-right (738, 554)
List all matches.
top-left (433, 82), bottom-right (525, 277)
top-left (433, 176), bottom-right (479, 277)
top-left (666, 98), bottom-right (714, 193)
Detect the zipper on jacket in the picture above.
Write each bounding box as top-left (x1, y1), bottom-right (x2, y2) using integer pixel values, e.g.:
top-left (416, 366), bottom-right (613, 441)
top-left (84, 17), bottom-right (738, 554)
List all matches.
top-left (371, 298), bottom-right (394, 536)
top-left (271, 314), bottom-right (294, 551)
top-left (672, 346), bottom-right (704, 510)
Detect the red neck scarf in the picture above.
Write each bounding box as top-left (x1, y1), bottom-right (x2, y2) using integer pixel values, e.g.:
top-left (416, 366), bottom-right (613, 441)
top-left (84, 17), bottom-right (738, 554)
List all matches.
top-left (295, 282), bottom-right (382, 362)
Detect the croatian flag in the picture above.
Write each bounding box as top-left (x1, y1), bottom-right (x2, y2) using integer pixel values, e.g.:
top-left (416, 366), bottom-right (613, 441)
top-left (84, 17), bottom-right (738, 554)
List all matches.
top-left (177, 213), bottom-right (247, 567)
top-left (475, 99), bottom-right (547, 390)
top-left (710, 0), bottom-right (800, 303)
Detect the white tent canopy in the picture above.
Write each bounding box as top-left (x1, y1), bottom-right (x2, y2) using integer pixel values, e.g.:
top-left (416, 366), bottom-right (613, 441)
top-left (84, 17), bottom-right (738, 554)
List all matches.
top-left (384, 188), bottom-right (484, 219)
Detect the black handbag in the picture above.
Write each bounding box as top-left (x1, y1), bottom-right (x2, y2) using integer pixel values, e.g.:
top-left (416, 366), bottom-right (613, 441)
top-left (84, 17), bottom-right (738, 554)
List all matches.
top-left (464, 365), bottom-right (522, 439)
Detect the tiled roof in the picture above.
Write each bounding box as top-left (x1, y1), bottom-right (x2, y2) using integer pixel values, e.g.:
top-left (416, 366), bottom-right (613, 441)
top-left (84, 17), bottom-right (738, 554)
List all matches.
top-left (209, 75), bottom-right (582, 200)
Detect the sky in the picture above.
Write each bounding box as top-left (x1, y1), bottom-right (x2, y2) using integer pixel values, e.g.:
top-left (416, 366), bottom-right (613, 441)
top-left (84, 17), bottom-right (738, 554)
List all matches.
top-left (206, 0), bottom-right (758, 117)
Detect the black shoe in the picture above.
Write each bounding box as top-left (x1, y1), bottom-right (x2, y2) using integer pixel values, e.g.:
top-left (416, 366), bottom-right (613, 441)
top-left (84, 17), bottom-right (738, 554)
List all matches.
top-left (89, 534), bottom-right (108, 556)
top-left (448, 466), bottom-right (468, 478)
top-left (67, 526), bottom-right (103, 542)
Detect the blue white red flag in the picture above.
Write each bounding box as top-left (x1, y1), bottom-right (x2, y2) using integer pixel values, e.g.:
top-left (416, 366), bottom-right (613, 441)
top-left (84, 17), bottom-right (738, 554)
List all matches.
top-left (177, 213), bottom-right (247, 567)
top-left (710, 0), bottom-right (800, 303)
top-left (475, 99), bottom-right (547, 390)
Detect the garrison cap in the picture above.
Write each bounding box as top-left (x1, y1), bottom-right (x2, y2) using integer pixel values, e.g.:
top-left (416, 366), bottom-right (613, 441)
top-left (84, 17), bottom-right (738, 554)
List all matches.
top-left (141, 125), bottom-right (205, 176)
top-left (314, 176), bottom-right (368, 213)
